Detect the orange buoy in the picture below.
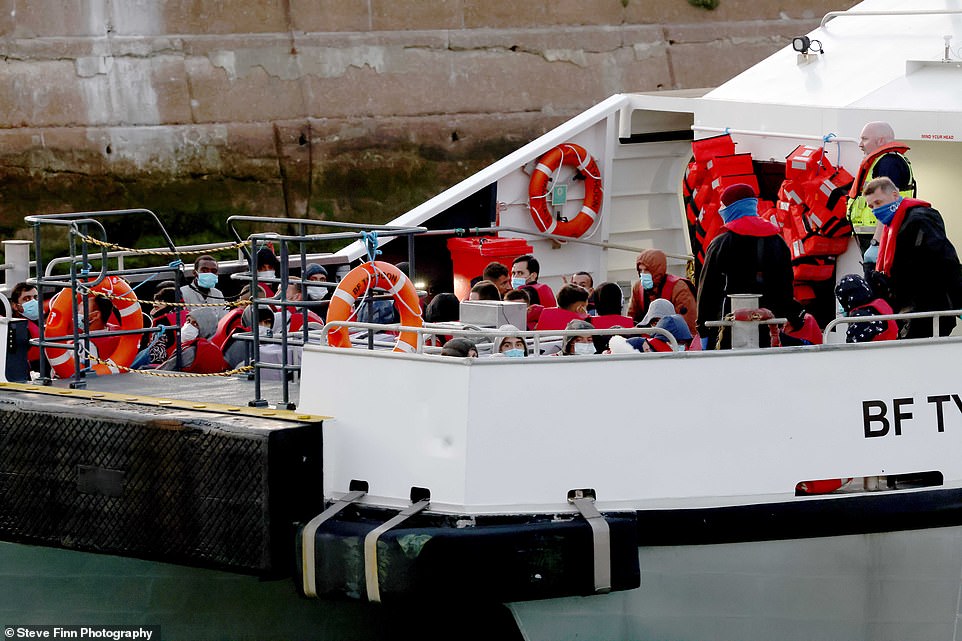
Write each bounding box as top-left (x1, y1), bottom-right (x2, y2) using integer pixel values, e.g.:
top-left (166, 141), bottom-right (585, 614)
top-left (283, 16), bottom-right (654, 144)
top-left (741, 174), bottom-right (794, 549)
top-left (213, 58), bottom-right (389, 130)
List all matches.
top-left (326, 262), bottom-right (422, 352)
top-left (528, 143), bottom-right (603, 238)
top-left (44, 276), bottom-right (143, 377)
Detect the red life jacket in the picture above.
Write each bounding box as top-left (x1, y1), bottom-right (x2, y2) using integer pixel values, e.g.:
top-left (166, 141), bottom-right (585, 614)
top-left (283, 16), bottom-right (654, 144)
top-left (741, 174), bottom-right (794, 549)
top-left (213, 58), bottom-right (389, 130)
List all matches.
top-left (877, 198), bottom-right (930, 275)
top-left (631, 274), bottom-right (693, 324)
top-left (781, 312), bottom-right (823, 345)
top-left (647, 338), bottom-right (675, 352)
top-left (287, 308), bottom-right (325, 333)
top-left (723, 215), bottom-right (781, 237)
top-left (850, 298), bottom-right (898, 342)
top-left (535, 307), bottom-right (588, 331)
top-left (211, 307), bottom-right (247, 350)
top-left (25, 319), bottom-right (40, 362)
top-left (183, 337), bottom-right (230, 374)
top-left (526, 304), bottom-right (544, 331)
top-left (590, 314), bottom-right (634, 330)
top-left (528, 282), bottom-right (557, 309)
top-left (90, 322), bottom-right (122, 360)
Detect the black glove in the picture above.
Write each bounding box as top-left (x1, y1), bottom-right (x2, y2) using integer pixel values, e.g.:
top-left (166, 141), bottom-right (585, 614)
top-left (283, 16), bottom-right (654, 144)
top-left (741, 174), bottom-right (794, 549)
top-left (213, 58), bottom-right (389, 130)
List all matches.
top-left (867, 270), bottom-right (893, 304)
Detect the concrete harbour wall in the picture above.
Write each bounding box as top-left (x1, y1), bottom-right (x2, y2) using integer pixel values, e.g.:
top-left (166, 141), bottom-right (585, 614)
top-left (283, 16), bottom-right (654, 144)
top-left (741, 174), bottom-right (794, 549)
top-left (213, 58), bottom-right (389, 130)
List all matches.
top-left (0, 0), bottom-right (858, 241)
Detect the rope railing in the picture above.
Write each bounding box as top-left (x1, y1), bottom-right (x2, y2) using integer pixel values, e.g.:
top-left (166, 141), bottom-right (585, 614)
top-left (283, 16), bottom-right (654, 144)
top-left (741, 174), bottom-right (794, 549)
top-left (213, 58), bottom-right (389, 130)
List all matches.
top-left (73, 233), bottom-right (249, 258)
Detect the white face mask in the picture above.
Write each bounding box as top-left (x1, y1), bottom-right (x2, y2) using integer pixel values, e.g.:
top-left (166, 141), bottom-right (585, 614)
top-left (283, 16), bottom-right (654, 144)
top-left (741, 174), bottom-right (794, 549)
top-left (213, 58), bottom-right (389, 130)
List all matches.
top-left (307, 286), bottom-right (326, 301)
top-left (181, 323), bottom-right (199, 343)
top-left (259, 269), bottom-right (276, 280)
top-left (573, 342), bottom-right (595, 355)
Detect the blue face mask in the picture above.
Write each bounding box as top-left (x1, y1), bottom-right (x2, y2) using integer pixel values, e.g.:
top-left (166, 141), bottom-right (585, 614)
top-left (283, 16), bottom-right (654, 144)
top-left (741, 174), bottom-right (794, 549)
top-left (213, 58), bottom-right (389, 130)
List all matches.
top-left (503, 348), bottom-right (525, 358)
top-left (639, 272), bottom-right (654, 291)
top-left (872, 196), bottom-right (902, 226)
top-left (196, 272), bottom-right (218, 289)
top-left (20, 298), bottom-right (39, 321)
top-left (510, 277), bottom-right (526, 289)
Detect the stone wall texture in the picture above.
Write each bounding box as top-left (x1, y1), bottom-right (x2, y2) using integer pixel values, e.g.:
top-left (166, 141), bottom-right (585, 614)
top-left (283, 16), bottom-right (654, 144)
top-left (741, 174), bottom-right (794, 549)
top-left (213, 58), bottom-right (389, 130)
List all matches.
top-left (0, 0), bottom-right (859, 242)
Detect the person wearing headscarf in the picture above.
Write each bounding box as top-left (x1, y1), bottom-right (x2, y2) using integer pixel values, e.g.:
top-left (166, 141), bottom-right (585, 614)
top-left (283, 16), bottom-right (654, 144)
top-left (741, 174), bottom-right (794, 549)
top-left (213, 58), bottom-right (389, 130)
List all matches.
top-left (560, 319), bottom-right (596, 355)
top-left (439, 338), bottom-right (478, 358)
top-left (157, 309), bottom-right (229, 373)
top-left (834, 274), bottom-right (897, 343)
top-left (491, 324), bottom-right (528, 358)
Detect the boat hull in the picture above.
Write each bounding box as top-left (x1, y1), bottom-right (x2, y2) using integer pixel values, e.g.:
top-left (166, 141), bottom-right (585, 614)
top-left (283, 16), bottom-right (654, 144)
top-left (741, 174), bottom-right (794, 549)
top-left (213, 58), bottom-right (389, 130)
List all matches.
top-left (510, 524), bottom-right (962, 641)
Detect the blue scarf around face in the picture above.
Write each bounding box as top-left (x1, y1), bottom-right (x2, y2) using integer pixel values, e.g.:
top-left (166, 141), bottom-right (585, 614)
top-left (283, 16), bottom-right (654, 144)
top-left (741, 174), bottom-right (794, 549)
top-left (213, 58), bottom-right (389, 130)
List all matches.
top-left (872, 196), bottom-right (903, 226)
top-left (720, 198), bottom-right (758, 224)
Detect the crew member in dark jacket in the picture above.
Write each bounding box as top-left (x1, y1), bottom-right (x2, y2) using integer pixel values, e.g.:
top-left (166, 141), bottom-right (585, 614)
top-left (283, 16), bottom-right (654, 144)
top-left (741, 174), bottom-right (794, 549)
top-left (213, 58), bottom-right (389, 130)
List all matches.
top-left (696, 183), bottom-right (794, 349)
top-left (863, 176), bottom-right (962, 338)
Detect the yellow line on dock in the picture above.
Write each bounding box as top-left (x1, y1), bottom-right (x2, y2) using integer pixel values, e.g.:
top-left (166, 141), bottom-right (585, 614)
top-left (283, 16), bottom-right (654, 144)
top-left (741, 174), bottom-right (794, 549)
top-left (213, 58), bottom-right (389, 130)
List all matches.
top-left (0, 381), bottom-right (329, 423)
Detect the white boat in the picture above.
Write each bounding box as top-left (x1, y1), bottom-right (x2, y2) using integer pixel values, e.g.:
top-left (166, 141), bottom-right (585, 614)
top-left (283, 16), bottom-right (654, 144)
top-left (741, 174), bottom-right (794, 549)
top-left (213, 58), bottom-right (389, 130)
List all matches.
top-left (4, 1), bottom-right (962, 640)
top-left (295, 1), bottom-right (962, 639)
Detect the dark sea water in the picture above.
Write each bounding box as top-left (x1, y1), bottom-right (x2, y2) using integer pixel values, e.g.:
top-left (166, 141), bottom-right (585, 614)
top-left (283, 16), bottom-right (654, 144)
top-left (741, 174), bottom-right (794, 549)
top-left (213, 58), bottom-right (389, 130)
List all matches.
top-left (0, 541), bottom-right (524, 641)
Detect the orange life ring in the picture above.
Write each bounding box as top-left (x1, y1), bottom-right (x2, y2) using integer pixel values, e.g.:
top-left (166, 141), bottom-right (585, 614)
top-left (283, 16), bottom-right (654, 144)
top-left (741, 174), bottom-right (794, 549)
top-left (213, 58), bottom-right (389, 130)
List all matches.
top-left (326, 262), bottom-right (423, 352)
top-left (44, 276), bottom-right (144, 377)
top-left (528, 143), bottom-right (603, 238)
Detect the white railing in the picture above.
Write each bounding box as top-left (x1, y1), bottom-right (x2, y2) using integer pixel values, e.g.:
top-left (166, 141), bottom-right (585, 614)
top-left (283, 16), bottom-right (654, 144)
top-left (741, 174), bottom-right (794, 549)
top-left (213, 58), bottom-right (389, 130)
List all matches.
top-left (823, 308), bottom-right (962, 342)
top-left (821, 9), bottom-right (962, 28)
top-left (318, 321), bottom-right (679, 354)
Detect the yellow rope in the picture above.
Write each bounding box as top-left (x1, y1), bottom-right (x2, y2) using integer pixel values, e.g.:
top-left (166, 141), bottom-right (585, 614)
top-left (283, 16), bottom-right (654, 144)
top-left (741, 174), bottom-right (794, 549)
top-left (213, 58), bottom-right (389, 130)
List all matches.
top-left (83, 287), bottom-right (252, 309)
top-left (85, 353), bottom-right (254, 377)
top-left (715, 312), bottom-right (734, 351)
top-left (76, 233), bottom-right (248, 257)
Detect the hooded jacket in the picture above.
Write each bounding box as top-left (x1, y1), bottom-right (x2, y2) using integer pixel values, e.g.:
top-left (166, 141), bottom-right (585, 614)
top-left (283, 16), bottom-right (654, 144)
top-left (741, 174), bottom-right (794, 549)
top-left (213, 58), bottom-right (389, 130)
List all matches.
top-left (628, 249), bottom-right (697, 334)
top-left (492, 324), bottom-right (528, 356)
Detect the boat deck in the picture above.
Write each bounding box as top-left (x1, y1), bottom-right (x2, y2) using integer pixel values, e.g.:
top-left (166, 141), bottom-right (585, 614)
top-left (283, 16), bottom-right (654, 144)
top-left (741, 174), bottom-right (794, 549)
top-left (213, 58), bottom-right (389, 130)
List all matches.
top-left (14, 371), bottom-right (309, 420)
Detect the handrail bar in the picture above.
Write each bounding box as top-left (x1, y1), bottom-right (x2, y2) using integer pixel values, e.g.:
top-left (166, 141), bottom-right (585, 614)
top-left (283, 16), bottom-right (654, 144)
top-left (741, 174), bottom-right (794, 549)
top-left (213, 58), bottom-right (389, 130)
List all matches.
top-left (319, 321), bottom-right (679, 354)
top-left (43, 240), bottom-right (251, 278)
top-left (692, 126), bottom-right (856, 145)
top-left (25, 208), bottom-right (178, 253)
top-left (226, 213), bottom-right (428, 262)
top-left (704, 317), bottom-right (787, 327)
top-left (244, 227), bottom-right (428, 245)
top-left (0, 292), bottom-right (12, 318)
top-left (821, 9), bottom-right (962, 28)
top-left (418, 225), bottom-right (694, 263)
top-left (823, 308), bottom-right (962, 342)
top-left (234, 217), bottom-right (694, 267)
